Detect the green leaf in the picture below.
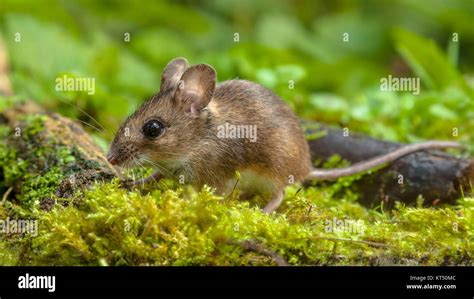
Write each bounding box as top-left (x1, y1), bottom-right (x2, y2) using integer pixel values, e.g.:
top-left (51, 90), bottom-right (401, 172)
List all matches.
top-left (310, 93), bottom-right (349, 114)
top-left (429, 104), bottom-right (458, 120)
top-left (393, 28), bottom-right (473, 99)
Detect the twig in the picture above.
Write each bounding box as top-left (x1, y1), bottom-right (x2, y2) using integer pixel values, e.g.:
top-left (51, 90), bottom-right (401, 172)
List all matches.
top-left (285, 236), bottom-right (389, 248)
top-left (0, 38), bottom-right (13, 96)
top-left (2, 186), bottom-right (13, 205)
top-left (229, 239), bottom-right (289, 266)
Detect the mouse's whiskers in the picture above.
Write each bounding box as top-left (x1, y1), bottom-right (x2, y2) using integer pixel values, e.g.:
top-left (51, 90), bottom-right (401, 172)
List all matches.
top-left (55, 97), bottom-right (113, 140)
top-left (135, 158), bottom-right (159, 186)
top-left (140, 157), bottom-right (176, 179)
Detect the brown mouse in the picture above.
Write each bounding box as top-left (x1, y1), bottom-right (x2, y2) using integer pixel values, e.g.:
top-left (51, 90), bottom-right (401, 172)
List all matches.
top-left (107, 57), bottom-right (462, 213)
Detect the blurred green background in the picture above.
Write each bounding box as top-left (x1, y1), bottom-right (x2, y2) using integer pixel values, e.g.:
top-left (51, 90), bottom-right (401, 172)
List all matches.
top-left (1, 0), bottom-right (473, 150)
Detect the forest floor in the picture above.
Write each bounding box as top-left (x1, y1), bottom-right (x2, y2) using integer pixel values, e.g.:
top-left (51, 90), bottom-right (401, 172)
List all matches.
top-left (0, 102), bottom-right (472, 266)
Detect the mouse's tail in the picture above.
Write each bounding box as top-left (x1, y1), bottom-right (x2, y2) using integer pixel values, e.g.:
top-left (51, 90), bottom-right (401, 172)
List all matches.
top-left (307, 141), bottom-right (463, 181)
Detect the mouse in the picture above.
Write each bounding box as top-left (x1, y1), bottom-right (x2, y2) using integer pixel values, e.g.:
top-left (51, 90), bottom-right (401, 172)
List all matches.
top-left (107, 57), bottom-right (462, 214)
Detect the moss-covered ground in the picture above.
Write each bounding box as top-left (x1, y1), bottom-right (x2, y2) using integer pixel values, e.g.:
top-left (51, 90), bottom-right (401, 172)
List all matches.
top-left (0, 114), bottom-right (472, 266)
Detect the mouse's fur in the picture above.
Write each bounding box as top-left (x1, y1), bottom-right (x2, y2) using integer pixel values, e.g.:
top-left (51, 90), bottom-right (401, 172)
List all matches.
top-left (108, 58), bottom-right (310, 200)
top-left (108, 57), bottom-right (461, 213)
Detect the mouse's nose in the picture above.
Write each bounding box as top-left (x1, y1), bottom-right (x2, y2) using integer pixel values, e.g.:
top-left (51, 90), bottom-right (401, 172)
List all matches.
top-left (107, 152), bottom-right (119, 165)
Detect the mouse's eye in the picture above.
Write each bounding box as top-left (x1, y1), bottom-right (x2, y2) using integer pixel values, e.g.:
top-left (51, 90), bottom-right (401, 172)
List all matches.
top-left (142, 119), bottom-right (164, 139)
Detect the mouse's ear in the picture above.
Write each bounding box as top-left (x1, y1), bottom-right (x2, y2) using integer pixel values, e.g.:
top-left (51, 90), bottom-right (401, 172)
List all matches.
top-left (160, 57), bottom-right (189, 91)
top-left (174, 64), bottom-right (216, 115)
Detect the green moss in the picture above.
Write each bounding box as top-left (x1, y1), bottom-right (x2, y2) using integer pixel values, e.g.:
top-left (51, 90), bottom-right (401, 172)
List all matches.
top-left (0, 116), bottom-right (62, 210)
top-left (20, 114), bottom-right (47, 140)
top-left (0, 177), bottom-right (471, 266)
top-left (19, 167), bottom-right (63, 210)
top-left (0, 144), bottom-right (26, 187)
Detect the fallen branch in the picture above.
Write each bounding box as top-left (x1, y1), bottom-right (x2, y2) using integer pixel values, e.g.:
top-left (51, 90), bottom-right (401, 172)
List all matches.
top-left (304, 122), bottom-right (473, 207)
top-left (0, 102), bottom-right (119, 209)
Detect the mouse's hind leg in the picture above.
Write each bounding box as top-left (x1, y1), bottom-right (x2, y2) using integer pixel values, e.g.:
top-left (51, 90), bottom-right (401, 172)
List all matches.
top-left (262, 191), bottom-right (285, 214)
